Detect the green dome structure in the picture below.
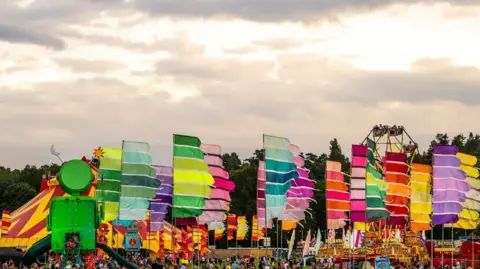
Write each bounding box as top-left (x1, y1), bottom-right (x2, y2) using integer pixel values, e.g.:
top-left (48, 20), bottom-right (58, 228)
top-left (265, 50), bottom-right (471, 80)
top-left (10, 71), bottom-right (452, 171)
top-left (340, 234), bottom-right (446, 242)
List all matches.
top-left (58, 159), bottom-right (93, 195)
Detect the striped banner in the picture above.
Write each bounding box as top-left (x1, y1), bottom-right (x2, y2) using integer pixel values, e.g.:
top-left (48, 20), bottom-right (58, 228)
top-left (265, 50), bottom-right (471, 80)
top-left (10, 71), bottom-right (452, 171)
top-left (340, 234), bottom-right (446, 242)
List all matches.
top-left (119, 141), bottom-right (160, 220)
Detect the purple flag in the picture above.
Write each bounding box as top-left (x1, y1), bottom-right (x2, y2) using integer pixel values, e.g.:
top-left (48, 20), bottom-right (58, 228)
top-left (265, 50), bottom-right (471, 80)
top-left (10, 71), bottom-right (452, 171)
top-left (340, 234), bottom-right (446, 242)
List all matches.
top-left (149, 165), bottom-right (173, 231)
top-left (432, 145), bottom-right (468, 225)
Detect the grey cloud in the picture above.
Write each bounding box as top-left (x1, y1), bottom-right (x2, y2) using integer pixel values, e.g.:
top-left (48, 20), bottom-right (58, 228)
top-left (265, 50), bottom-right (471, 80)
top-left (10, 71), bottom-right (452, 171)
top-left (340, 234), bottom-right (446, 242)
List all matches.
top-left (152, 45), bottom-right (311, 122)
top-left (0, 0), bottom-right (115, 24)
top-left (2, 0), bottom-right (477, 33)
top-left (320, 58), bottom-right (480, 105)
top-left (54, 58), bottom-right (126, 73)
top-left (58, 30), bottom-right (201, 55)
top-left (0, 0), bottom-right (477, 54)
top-left (156, 40), bottom-right (480, 114)
top-left (155, 57), bottom-right (274, 82)
top-left (0, 24), bottom-right (65, 50)
top-left (131, 0), bottom-right (479, 22)
top-left (2, 36), bottom-right (480, 168)
top-left (0, 0), bottom-right (127, 48)
top-left (131, 0), bottom-right (394, 22)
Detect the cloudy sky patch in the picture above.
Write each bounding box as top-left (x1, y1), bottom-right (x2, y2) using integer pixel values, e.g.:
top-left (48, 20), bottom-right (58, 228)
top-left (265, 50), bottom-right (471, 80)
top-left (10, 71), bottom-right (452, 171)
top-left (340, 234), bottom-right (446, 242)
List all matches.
top-left (1, 0), bottom-right (480, 167)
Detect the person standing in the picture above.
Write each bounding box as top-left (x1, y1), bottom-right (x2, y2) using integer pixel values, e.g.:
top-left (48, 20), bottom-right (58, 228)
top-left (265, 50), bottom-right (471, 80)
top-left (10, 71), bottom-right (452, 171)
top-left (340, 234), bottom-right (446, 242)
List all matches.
top-left (151, 259), bottom-right (163, 269)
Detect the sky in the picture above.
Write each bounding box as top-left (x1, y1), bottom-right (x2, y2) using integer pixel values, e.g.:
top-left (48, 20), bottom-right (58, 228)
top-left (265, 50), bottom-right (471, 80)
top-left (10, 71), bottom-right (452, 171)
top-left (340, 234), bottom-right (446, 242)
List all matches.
top-left (1, 0), bottom-right (480, 168)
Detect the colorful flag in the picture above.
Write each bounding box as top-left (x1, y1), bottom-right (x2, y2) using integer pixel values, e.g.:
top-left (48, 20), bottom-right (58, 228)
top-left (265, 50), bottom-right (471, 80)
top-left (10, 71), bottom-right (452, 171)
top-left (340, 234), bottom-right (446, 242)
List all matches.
top-left (384, 152), bottom-right (411, 225)
top-left (257, 161), bottom-right (273, 229)
top-left (198, 144), bottom-right (235, 229)
top-left (119, 141), bottom-right (160, 220)
top-left (326, 160), bottom-right (349, 229)
top-left (150, 165), bottom-right (173, 231)
top-left (432, 145), bottom-right (468, 224)
top-left (214, 228), bottom-right (225, 240)
top-left (1, 210), bottom-right (11, 236)
top-left (173, 135), bottom-right (214, 218)
top-left (366, 163), bottom-right (389, 220)
top-left (97, 147), bottom-right (122, 221)
top-left (264, 135), bottom-right (299, 219)
top-left (365, 139), bottom-right (389, 220)
top-left (410, 164), bottom-right (433, 231)
top-left (350, 145), bottom-right (368, 227)
top-left (227, 214), bottom-right (237, 240)
top-left (451, 153), bottom-right (479, 229)
top-left (236, 216), bottom-right (248, 240)
top-left (251, 215), bottom-right (264, 240)
top-left (280, 146), bottom-right (315, 224)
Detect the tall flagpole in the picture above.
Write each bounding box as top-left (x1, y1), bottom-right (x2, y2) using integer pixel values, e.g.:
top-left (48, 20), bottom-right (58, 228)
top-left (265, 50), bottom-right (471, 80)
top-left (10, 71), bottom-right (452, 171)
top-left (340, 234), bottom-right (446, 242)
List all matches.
top-left (441, 226), bottom-right (444, 267)
top-left (472, 234), bottom-right (475, 269)
top-left (431, 226), bottom-right (434, 268)
top-left (254, 150), bottom-right (259, 253)
top-left (263, 134), bottom-right (268, 255)
top-left (147, 210), bottom-right (151, 259)
top-left (280, 226), bottom-right (283, 258)
top-left (325, 165), bottom-right (328, 248)
top-left (251, 216), bottom-right (254, 249)
top-left (276, 219), bottom-right (279, 259)
top-left (348, 158), bottom-right (353, 268)
top-left (197, 222), bottom-right (201, 269)
top-left (226, 216), bottom-right (229, 250)
top-left (171, 135), bottom-right (176, 266)
top-left (451, 227), bottom-right (453, 268)
top-left (257, 218), bottom-right (261, 260)
top-left (117, 140), bottom-right (126, 257)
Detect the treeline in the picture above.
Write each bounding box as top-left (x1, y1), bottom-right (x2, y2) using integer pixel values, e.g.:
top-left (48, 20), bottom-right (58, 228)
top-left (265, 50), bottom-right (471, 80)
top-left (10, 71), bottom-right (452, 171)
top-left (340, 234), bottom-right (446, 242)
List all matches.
top-left (0, 163), bottom-right (61, 211)
top-left (1, 132), bottom-right (479, 246)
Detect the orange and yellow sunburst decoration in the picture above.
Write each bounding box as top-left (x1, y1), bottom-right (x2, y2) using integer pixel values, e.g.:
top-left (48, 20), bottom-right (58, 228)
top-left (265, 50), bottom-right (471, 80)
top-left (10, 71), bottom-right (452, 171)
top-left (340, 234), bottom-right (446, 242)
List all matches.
top-left (93, 147), bottom-right (104, 159)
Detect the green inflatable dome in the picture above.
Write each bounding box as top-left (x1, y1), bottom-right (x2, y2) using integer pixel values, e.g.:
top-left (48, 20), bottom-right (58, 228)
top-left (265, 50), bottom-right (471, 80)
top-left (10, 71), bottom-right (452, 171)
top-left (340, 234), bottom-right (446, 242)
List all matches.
top-left (58, 159), bottom-right (93, 194)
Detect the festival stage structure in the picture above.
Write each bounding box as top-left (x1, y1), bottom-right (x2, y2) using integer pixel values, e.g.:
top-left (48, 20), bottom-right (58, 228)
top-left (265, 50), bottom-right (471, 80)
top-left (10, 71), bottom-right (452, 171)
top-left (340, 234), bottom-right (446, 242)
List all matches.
top-left (0, 157), bottom-right (169, 259)
top-left (0, 157), bottom-right (98, 248)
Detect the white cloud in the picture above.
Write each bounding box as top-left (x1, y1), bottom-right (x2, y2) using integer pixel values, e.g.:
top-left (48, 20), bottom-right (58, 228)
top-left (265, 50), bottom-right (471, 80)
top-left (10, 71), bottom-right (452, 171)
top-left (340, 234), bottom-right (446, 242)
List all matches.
top-left (1, 1), bottom-right (480, 168)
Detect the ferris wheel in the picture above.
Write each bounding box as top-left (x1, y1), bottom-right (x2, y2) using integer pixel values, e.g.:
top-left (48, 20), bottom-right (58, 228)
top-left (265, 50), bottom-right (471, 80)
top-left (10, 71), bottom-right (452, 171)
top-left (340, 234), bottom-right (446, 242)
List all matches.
top-left (361, 124), bottom-right (420, 165)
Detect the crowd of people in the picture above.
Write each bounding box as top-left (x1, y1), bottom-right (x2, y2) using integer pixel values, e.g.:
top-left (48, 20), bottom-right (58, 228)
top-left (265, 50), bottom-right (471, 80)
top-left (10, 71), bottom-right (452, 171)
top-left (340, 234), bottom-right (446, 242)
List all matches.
top-left (5, 256), bottom-right (472, 269)
top-left (1, 255), bottom-right (318, 269)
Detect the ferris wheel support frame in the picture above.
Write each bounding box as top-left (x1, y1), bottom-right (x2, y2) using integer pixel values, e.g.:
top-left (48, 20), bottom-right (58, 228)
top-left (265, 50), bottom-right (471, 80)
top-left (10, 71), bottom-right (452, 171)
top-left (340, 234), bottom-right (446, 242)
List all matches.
top-left (360, 125), bottom-right (420, 167)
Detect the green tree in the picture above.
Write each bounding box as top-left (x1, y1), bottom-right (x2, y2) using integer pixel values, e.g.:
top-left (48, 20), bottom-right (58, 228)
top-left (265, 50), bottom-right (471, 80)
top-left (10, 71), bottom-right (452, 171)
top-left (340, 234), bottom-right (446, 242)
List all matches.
top-left (420, 133), bottom-right (450, 164)
top-left (222, 152), bottom-right (242, 171)
top-left (18, 165), bottom-right (45, 191)
top-left (451, 134), bottom-right (466, 152)
top-left (464, 132), bottom-right (480, 157)
top-left (0, 180), bottom-right (37, 211)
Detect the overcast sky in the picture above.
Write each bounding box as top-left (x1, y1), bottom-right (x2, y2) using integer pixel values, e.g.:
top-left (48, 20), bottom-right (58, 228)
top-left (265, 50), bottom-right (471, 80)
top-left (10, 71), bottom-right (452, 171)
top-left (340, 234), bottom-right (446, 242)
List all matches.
top-left (1, 0), bottom-right (480, 168)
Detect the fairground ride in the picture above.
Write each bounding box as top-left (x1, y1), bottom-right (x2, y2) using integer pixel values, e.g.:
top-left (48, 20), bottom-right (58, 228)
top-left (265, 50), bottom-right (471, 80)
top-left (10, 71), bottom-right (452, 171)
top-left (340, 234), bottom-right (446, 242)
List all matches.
top-left (362, 124), bottom-right (420, 166)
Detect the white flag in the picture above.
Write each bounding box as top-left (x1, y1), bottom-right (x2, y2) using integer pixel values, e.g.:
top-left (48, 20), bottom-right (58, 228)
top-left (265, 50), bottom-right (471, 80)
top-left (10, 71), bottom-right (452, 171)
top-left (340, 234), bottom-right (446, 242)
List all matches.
top-left (288, 231), bottom-right (295, 259)
top-left (314, 228), bottom-right (322, 251)
top-left (302, 230), bottom-right (311, 257)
